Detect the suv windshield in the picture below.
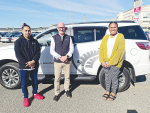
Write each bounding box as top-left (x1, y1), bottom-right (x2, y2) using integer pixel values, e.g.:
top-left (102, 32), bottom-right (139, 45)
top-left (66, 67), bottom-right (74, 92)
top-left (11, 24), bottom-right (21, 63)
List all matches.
top-left (118, 25), bottom-right (147, 40)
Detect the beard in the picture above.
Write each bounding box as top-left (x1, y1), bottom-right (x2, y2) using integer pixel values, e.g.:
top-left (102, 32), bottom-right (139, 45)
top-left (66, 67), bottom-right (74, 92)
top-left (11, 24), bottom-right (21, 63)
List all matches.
top-left (26, 34), bottom-right (31, 38)
top-left (23, 34), bottom-right (31, 39)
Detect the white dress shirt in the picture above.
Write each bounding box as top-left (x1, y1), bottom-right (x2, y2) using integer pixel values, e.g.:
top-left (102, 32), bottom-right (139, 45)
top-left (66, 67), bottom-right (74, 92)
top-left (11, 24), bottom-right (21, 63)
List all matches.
top-left (50, 35), bottom-right (74, 60)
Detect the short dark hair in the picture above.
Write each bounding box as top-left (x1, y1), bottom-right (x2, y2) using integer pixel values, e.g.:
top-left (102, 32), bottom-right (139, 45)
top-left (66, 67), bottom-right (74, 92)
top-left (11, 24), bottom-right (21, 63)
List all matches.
top-left (108, 22), bottom-right (118, 28)
top-left (22, 23), bottom-right (30, 29)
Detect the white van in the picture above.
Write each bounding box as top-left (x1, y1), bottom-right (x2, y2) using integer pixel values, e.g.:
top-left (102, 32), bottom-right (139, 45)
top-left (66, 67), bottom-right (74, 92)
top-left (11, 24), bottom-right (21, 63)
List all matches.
top-left (0, 21), bottom-right (149, 92)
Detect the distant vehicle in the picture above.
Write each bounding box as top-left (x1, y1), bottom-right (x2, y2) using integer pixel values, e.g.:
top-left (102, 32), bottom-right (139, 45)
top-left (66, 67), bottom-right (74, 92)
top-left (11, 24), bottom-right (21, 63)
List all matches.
top-left (0, 32), bottom-right (2, 42)
top-left (31, 33), bottom-right (39, 37)
top-left (145, 31), bottom-right (150, 34)
top-left (11, 34), bottom-right (22, 43)
top-left (32, 32), bottom-right (41, 34)
top-left (1, 32), bottom-right (8, 37)
top-left (1, 34), bottom-right (14, 43)
top-left (0, 32), bottom-right (2, 38)
top-left (9, 32), bottom-right (21, 36)
top-left (146, 33), bottom-right (150, 41)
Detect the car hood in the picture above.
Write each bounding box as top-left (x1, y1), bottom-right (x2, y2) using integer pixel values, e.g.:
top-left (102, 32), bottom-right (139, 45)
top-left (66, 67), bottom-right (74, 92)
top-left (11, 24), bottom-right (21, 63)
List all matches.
top-left (0, 45), bottom-right (14, 51)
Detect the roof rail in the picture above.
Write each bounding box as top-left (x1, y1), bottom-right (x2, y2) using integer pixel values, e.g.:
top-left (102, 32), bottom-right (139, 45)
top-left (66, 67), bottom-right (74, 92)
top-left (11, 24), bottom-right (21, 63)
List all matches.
top-left (65, 21), bottom-right (135, 25)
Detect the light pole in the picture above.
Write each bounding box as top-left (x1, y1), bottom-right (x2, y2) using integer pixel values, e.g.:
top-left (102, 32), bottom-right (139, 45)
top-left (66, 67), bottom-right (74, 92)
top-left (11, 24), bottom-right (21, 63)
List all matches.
top-left (12, 27), bottom-right (14, 31)
top-left (69, 0), bottom-right (71, 23)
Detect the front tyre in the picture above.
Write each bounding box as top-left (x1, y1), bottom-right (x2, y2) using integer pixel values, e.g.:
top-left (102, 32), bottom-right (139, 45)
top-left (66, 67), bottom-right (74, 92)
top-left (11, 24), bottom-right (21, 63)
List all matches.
top-left (99, 67), bottom-right (131, 92)
top-left (0, 62), bottom-right (21, 89)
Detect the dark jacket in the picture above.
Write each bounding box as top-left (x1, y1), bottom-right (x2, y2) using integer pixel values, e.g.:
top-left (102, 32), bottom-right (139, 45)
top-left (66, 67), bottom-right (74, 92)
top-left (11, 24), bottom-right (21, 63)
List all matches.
top-left (53, 34), bottom-right (71, 62)
top-left (14, 35), bottom-right (41, 69)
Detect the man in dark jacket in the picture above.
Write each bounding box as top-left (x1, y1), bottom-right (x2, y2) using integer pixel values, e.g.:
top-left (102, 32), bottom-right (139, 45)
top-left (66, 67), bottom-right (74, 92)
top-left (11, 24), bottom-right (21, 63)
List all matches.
top-left (14, 23), bottom-right (43, 107)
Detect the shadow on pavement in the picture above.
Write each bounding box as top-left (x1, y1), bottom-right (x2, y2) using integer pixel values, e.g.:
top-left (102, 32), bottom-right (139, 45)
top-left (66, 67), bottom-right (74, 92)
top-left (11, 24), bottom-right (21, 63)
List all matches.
top-left (36, 79), bottom-right (100, 98)
top-left (127, 110), bottom-right (138, 113)
top-left (39, 84), bottom-right (54, 96)
top-left (29, 96), bottom-right (34, 106)
top-left (69, 79), bottom-right (99, 95)
top-left (136, 75), bottom-right (146, 83)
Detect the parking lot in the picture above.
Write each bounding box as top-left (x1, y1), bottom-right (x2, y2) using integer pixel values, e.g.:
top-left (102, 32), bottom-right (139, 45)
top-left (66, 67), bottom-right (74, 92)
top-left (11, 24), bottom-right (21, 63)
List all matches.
top-left (0, 42), bottom-right (14, 47)
top-left (0, 42), bottom-right (150, 113)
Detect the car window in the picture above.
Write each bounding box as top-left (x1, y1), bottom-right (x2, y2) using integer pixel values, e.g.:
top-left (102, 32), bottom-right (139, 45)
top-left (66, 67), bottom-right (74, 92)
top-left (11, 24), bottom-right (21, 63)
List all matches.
top-left (73, 27), bottom-right (107, 43)
top-left (96, 29), bottom-right (106, 40)
top-left (74, 29), bottom-right (94, 43)
top-left (118, 25), bottom-right (147, 40)
top-left (37, 30), bottom-right (58, 46)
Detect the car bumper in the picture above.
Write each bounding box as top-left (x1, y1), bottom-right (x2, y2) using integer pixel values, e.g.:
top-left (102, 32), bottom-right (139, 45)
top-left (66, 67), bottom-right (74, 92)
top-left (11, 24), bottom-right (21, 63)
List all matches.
top-left (1, 39), bottom-right (10, 42)
top-left (134, 63), bottom-right (150, 76)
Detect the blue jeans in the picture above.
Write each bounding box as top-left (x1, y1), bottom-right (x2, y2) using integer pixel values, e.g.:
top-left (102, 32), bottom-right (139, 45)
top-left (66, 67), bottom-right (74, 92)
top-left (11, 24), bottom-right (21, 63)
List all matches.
top-left (19, 69), bottom-right (38, 98)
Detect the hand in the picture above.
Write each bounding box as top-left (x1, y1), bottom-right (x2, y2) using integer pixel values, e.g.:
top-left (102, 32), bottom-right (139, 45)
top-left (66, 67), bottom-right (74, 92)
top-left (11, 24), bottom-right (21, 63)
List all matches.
top-left (25, 60), bottom-right (35, 67)
top-left (64, 59), bottom-right (68, 63)
top-left (106, 62), bottom-right (111, 68)
top-left (59, 56), bottom-right (68, 62)
top-left (59, 57), bottom-right (63, 62)
top-left (101, 62), bottom-right (107, 67)
top-left (28, 60), bottom-right (35, 66)
top-left (31, 64), bottom-right (35, 69)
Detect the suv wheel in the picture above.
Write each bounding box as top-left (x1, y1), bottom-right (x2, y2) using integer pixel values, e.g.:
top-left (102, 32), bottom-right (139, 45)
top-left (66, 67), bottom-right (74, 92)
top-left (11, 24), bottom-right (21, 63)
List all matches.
top-left (99, 67), bottom-right (131, 92)
top-left (0, 62), bottom-right (21, 89)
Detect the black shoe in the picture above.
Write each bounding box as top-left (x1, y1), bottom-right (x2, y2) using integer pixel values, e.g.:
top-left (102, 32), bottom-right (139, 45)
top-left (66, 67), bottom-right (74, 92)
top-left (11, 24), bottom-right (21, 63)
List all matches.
top-left (53, 95), bottom-right (60, 101)
top-left (66, 91), bottom-right (72, 98)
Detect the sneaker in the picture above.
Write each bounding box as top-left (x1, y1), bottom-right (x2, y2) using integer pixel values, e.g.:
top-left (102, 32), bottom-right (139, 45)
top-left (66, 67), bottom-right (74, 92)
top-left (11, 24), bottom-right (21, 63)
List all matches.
top-left (34, 93), bottom-right (44, 100)
top-left (23, 98), bottom-right (29, 107)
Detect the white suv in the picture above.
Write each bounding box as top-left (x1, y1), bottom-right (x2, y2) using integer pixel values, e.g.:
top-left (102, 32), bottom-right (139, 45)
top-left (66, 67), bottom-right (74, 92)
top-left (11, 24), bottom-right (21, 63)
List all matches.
top-left (0, 21), bottom-right (149, 92)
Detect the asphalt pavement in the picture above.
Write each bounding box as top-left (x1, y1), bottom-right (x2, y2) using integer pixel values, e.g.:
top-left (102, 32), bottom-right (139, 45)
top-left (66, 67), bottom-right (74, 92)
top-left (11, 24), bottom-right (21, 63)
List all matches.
top-left (0, 42), bottom-right (14, 47)
top-left (0, 42), bottom-right (150, 113)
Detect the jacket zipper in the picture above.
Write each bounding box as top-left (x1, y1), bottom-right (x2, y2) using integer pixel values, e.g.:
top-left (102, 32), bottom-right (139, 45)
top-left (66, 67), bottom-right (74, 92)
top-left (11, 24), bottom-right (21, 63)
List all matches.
top-left (27, 40), bottom-right (29, 48)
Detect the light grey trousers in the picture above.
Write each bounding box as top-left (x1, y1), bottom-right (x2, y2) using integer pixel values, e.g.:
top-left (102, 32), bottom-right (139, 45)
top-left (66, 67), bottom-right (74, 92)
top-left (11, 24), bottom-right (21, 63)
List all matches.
top-left (103, 66), bottom-right (120, 93)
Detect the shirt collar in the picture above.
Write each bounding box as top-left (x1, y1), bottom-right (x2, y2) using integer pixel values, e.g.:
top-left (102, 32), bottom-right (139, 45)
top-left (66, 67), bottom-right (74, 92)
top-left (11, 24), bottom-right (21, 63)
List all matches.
top-left (58, 34), bottom-right (65, 38)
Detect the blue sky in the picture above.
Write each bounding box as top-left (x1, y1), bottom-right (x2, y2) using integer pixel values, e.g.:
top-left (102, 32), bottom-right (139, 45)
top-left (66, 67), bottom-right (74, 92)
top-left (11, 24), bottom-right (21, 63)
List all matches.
top-left (0, 0), bottom-right (149, 28)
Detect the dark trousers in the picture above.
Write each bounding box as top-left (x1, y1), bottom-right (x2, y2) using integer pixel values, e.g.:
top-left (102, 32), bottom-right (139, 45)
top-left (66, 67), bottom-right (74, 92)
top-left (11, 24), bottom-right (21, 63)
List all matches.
top-left (19, 69), bottom-right (38, 98)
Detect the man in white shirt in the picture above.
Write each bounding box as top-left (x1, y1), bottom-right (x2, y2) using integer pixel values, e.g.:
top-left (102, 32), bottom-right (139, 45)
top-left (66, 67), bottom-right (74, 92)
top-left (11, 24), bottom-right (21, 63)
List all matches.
top-left (50, 22), bottom-right (74, 101)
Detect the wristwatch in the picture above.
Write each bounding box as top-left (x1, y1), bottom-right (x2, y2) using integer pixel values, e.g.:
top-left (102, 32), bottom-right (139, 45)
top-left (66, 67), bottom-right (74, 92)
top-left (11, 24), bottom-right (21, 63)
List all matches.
top-left (66, 55), bottom-right (69, 58)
